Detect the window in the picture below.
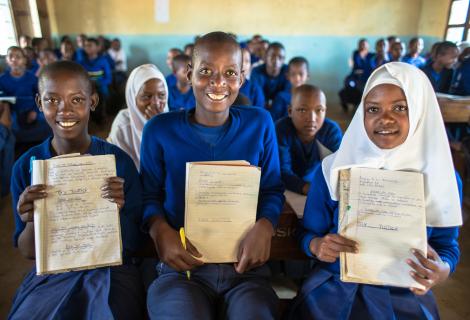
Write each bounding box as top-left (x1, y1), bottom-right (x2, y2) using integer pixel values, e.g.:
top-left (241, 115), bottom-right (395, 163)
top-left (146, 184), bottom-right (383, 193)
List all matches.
top-left (0, 0), bottom-right (17, 55)
top-left (445, 0), bottom-right (470, 42)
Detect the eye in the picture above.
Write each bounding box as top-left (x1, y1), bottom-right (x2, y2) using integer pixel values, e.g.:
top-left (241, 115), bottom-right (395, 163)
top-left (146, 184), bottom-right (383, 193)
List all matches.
top-left (45, 97), bottom-right (59, 104)
top-left (394, 104), bottom-right (408, 112)
top-left (159, 93), bottom-right (166, 99)
top-left (297, 108), bottom-right (306, 113)
top-left (199, 68), bottom-right (211, 75)
top-left (366, 105), bottom-right (379, 113)
top-left (225, 69), bottom-right (237, 77)
top-left (72, 96), bottom-right (85, 103)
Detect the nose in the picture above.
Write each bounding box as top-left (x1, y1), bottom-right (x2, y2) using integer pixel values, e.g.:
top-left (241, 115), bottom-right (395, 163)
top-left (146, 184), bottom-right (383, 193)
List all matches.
top-left (58, 100), bottom-right (73, 114)
top-left (379, 111), bottom-right (396, 125)
top-left (210, 72), bottom-right (226, 87)
top-left (307, 111), bottom-right (316, 122)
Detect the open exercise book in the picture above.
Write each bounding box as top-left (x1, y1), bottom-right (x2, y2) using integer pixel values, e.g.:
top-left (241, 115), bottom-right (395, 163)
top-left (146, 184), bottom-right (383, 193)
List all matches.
top-left (32, 154), bottom-right (122, 275)
top-left (338, 168), bottom-right (427, 289)
top-left (184, 161), bottom-right (261, 263)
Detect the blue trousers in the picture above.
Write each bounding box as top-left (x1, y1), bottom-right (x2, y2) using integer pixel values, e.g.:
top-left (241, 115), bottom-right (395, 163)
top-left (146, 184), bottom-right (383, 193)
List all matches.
top-left (147, 263), bottom-right (278, 320)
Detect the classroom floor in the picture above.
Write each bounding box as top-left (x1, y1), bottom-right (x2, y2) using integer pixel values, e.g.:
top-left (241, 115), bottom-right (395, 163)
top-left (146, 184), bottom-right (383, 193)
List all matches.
top-left (0, 105), bottom-right (469, 319)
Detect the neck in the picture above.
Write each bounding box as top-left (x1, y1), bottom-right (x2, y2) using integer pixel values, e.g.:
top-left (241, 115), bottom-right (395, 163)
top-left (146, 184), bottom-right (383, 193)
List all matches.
top-left (10, 68), bottom-right (25, 77)
top-left (194, 107), bottom-right (230, 127)
top-left (299, 133), bottom-right (315, 145)
top-left (51, 133), bottom-right (92, 156)
top-left (88, 53), bottom-right (98, 60)
top-left (177, 81), bottom-right (190, 93)
top-left (432, 60), bottom-right (444, 72)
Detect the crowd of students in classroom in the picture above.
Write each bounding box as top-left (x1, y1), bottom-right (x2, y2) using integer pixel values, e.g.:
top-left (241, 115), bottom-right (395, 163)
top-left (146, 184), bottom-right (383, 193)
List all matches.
top-left (0, 29), bottom-right (467, 319)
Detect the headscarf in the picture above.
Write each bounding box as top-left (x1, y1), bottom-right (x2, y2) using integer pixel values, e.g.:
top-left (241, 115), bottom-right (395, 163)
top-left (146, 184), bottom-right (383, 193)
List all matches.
top-left (322, 62), bottom-right (462, 227)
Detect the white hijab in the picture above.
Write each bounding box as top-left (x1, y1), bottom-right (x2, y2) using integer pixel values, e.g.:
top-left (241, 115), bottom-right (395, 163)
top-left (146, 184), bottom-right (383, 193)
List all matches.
top-left (322, 62), bottom-right (462, 227)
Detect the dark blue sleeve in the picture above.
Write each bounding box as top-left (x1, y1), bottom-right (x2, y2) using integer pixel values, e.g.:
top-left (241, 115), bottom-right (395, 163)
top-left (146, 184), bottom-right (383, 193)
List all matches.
top-left (270, 93), bottom-right (288, 121)
top-left (462, 62), bottom-right (470, 95)
top-left (428, 227), bottom-right (460, 273)
top-left (140, 121), bottom-right (168, 228)
top-left (318, 119), bottom-right (343, 152)
top-left (300, 166), bottom-right (337, 257)
top-left (276, 122), bottom-right (306, 194)
top-left (251, 82), bottom-right (266, 108)
top-left (257, 112), bottom-right (285, 228)
top-left (250, 68), bottom-right (265, 95)
top-left (101, 59), bottom-right (112, 86)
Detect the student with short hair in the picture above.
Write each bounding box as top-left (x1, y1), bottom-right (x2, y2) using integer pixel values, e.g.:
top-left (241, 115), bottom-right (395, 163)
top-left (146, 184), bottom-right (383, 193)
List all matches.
top-left (389, 41), bottom-right (405, 62)
top-left (402, 37), bottom-right (426, 68)
top-left (271, 56), bottom-right (310, 120)
top-left (167, 54), bottom-right (196, 111)
top-left (165, 48), bottom-right (184, 87)
top-left (8, 61), bottom-right (145, 319)
top-left (239, 48), bottom-right (265, 107)
top-left (36, 48), bottom-right (58, 77)
top-left (421, 41), bottom-right (459, 93)
top-left (108, 38), bottom-right (127, 73)
top-left (250, 42), bottom-right (289, 105)
top-left (276, 85), bottom-right (342, 195)
top-left (142, 31), bottom-right (283, 320)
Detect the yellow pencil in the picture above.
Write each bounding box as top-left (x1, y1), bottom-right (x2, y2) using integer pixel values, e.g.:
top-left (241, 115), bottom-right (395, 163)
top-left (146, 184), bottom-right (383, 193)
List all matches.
top-left (179, 227), bottom-right (191, 280)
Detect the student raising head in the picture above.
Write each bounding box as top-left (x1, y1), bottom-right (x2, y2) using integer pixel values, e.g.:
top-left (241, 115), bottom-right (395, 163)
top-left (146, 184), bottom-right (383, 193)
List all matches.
top-left (141, 31), bottom-right (284, 319)
top-left (8, 61), bottom-right (145, 319)
top-left (289, 62), bottom-right (461, 319)
top-left (167, 53), bottom-right (196, 111)
top-left (108, 64), bottom-right (168, 168)
top-left (421, 41), bottom-right (459, 93)
top-left (270, 56), bottom-right (310, 121)
top-left (276, 84), bottom-right (342, 195)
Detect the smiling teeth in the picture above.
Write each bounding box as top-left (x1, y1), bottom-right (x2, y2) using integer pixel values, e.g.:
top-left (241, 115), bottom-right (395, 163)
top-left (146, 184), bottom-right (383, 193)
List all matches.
top-left (59, 121), bottom-right (77, 127)
top-left (377, 130), bottom-right (394, 134)
top-left (207, 93), bottom-right (226, 101)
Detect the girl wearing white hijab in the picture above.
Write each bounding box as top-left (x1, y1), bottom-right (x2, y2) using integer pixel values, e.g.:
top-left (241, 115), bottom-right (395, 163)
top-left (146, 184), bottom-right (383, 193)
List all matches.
top-left (289, 62), bottom-right (462, 319)
top-left (108, 64), bottom-right (169, 169)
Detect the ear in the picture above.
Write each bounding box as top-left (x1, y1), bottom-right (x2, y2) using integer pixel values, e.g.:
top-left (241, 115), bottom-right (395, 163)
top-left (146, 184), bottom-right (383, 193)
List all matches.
top-left (186, 63), bottom-right (193, 84)
top-left (239, 68), bottom-right (245, 87)
top-left (90, 92), bottom-right (99, 111)
top-left (35, 94), bottom-right (43, 112)
top-left (288, 105), bottom-right (292, 117)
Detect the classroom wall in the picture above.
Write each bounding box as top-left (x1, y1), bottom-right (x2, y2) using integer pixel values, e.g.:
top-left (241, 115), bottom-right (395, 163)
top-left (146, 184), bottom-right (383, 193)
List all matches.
top-left (45, 0), bottom-right (449, 104)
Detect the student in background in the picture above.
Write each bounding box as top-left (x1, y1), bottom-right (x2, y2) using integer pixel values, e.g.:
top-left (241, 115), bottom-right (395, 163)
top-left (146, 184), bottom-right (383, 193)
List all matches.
top-left (251, 42), bottom-right (289, 106)
top-left (75, 34), bottom-right (87, 63)
top-left (108, 64), bottom-right (169, 169)
top-left (389, 41), bottom-right (405, 62)
top-left (8, 61), bottom-right (145, 319)
top-left (276, 85), bottom-right (342, 195)
top-left (351, 38), bottom-right (373, 75)
top-left (142, 31), bottom-right (283, 320)
top-left (0, 46), bottom-right (50, 148)
top-left (271, 57), bottom-right (310, 120)
top-left (0, 103), bottom-right (14, 197)
top-left (402, 37), bottom-right (426, 68)
top-left (386, 35), bottom-right (400, 60)
top-left (80, 37), bottom-right (112, 99)
top-left (239, 48), bottom-right (265, 107)
top-left (421, 41), bottom-right (459, 93)
top-left (369, 38), bottom-right (389, 71)
top-left (167, 54), bottom-right (195, 111)
top-left (451, 43), bottom-right (470, 96)
top-left (36, 49), bottom-right (58, 77)
top-left (165, 48), bottom-right (183, 87)
top-left (22, 47), bottom-right (40, 75)
top-left (184, 43), bottom-right (195, 57)
top-left (60, 39), bottom-right (75, 61)
top-left (31, 38), bottom-right (49, 55)
top-left (18, 35), bottom-right (32, 49)
top-left (108, 38), bottom-right (127, 73)
top-left (289, 62), bottom-right (461, 319)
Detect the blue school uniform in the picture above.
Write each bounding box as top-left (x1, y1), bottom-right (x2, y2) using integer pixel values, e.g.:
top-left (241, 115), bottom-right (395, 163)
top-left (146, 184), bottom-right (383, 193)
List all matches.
top-left (250, 64), bottom-right (289, 103)
top-left (451, 58), bottom-right (470, 96)
top-left (288, 166), bottom-right (460, 320)
top-left (0, 124), bottom-right (14, 197)
top-left (276, 117), bottom-right (342, 194)
top-left (0, 71), bottom-right (51, 144)
top-left (167, 83), bottom-right (196, 111)
top-left (74, 48), bottom-right (86, 63)
top-left (239, 79), bottom-right (265, 108)
top-left (9, 136), bottom-right (145, 320)
top-left (27, 60), bottom-right (40, 75)
top-left (165, 73), bottom-right (177, 87)
top-left (421, 64), bottom-right (454, 93)
top-left (352, 50), bottom-right (374, 79)
top-left (271, 88), bottom-right (291, 121)
top-left (402, 54), bottom-right (427, 69)
top-left (141, 106), bottom-right (284, 319)
top-left (79, 56), bottom-right (112, 97)
top-left (369, 54), bottom-right (389, 71)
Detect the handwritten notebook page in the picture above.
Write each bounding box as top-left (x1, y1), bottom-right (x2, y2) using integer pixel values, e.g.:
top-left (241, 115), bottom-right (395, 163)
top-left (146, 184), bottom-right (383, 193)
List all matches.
top-left (339, 168), bottom-right (427, 289)
top-left (184, 161), bottom-right (260, 263)
top-left (32, 155), bottom-right (122, 275)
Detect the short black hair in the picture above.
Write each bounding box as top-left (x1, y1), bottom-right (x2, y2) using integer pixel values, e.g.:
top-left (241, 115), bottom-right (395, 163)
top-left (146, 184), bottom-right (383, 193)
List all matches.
top-left (192, 31), bottom-right (242, 65)
top-left (38, 61), bottom-right (93, 94)
top-left (267, 42), bottom-right (285, 54)
top-left (288, 56), bottom-right (309, 70)
top-left (85, 37), bottom-right (99, 46)
top-left (387, 36), bottom-right (399, 42)
top-left (409, 37), bottom-right (421, 45)
top-left (436, 41), bottom-right (458, 56)
top-left (172, 54), bottom-right (191, 71)
top-left (7, 46), bottom-right (24, 57)
top-left (292, 84), bottom-right (325, 102)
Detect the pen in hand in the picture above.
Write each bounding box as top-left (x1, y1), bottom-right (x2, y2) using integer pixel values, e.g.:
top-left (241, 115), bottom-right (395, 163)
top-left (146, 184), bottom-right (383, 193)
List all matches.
top-left (179, 227), bottom-right (191, 280)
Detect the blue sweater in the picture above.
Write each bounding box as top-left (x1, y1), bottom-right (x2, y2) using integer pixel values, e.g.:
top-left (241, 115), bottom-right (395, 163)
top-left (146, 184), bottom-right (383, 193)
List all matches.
top-left (0, 70), bottom-right (38, 118)
top-left (451, 58), bottom-right (470, 96)
top-left (250, 64), bottom-right (289, 102)
top-left (79, 55), bottom-right (112, 96)
top-left (300, 166), bottom-right (461, 274)
top-left (402, 54), bottom-right (427, 69)
top-left (11, 136), bottom-right (144, 255)
top-left (276, 117), bottom-right (342, 194)
top-left (167, 83), bottom-right (196, 111)
top-left (271, 89), bottom-right (291, 121)
top-left (140, 106), bottom-right (285, 230)
top-left (239, 79), bottom-right (265, 108)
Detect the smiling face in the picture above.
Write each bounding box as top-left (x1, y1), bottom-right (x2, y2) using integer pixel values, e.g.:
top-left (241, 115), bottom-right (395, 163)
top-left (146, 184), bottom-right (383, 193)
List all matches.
top-left (37, 70), bottom-right (98, 142)
top-left (289, 88), bottom-right (326, 143)
top-left (135, 78), bottom-right (167, 119)
top-left (189, 41), bottom-right (243, 121)
top-left (364, 84), bottom-right (409, 149)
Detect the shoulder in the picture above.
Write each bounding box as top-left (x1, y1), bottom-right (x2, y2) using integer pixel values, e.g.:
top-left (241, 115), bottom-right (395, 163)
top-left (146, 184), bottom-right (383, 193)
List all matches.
top-left (322, 118), bottom-right (342, 132)
top-left (275, 116), bottom-right (294, 134)
top-left (12, 139), bottom-right (50, 181)
top-left (251, 64), bottom-right (266, 76)
top-left (143, 109), bottom-right (185, 139)
top-left (231, 105), bottom-right (271, 124)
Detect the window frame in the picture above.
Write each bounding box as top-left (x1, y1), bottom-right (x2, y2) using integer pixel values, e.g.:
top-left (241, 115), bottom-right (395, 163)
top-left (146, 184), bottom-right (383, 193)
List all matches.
top-left (445, 0), bottom-right (470, 41)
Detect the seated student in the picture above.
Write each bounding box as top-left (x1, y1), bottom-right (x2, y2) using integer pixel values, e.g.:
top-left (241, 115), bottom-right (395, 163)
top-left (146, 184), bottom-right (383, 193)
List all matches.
top-left (369, 38), bottom-right (389, 71)
top-left (0, 103), bottom-right (14, 197)
top-left (60, 39), bottom-right (75, 61)
top-left (271, 57), bottom-right (309, 120)
top-left (74, 34), bottom-right (87, 63)
top-left (351, 38), bottom-right (373, 74)
top-left (80, 37), bottom-right (112, 99)
top-left (141, 31), bottom-right (284, 320)
top-left (22, 47), bottom-right (39, 75)
top-left (289, 62), bottom-right (461, 319)
top-left (8, 61), bottom-right (145, 319)
top-left (184, 43), bottom-right (194, 57)
top-left (108, 38), bottom-right (127, 73)
top-left (386, 35), bottom-right (400, 60)
top-left (167, 54), bottom-right (196, 111)
top-left (402, 37), bottom-right (426, 68)
top-left (239, 48), bottom-right (265, 107)
top-left (165, 48), bottom-right (183, 87)
top-left (251, 42), bottom-right (289, 105)
top-left (276, 84), bottom-right (342, 195)
top-left (36, 48), bottom-right (58, 77)
top-left (0, 46), bottom-right (50, 147)
top-left (451, 51), bottom-right (470, 96)
top-left (421, 41), bottom-right (459, 93)
top-left (389, 41), bottom-right (405, 62)
top-left (108, 64), bottom-right (169, 168)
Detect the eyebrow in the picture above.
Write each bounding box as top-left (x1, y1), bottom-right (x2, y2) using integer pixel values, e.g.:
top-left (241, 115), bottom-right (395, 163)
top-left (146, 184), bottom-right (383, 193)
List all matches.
top-left (364, 99), bottom-right (407, 104)
top-left (43, 91), bottom-right (85, 95)
top-left (198, 61), bottom-right (239, 68)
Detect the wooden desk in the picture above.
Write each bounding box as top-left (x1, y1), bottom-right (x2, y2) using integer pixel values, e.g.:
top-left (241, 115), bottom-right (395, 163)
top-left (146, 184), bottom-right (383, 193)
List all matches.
top-left (136, 203), bottom-right (308, 261)
top-left (438, 97), bottom-right (470, 123)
